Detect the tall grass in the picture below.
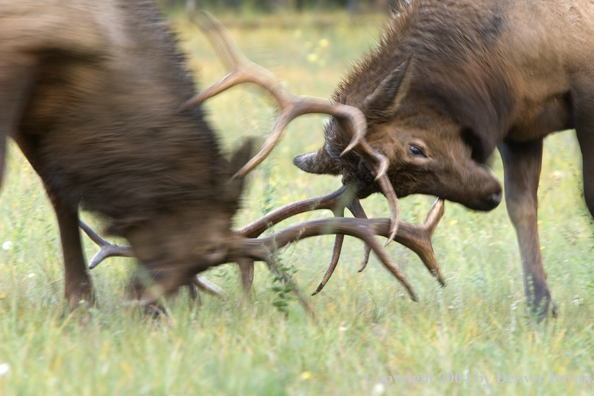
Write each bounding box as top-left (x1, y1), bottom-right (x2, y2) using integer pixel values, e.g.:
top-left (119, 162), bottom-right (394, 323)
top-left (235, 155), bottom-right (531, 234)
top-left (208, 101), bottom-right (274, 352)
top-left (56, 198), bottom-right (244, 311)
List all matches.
top-left (0, 11), bottom-right (593, 396)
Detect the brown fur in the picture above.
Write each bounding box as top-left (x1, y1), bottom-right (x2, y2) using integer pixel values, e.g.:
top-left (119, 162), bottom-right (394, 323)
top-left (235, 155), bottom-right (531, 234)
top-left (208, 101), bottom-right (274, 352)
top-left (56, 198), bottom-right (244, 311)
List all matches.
top-left (294, 0), bottom-right (594, 317)
top-left (0, 0), bottom-right (249, 306)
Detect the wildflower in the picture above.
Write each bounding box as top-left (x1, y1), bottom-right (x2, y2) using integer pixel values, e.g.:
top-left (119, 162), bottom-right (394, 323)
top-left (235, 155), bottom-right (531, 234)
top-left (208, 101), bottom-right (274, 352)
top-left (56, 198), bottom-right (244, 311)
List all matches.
top-left (0, 363), bottom-right (9, 377)
top-left (300, 371), bottom-right (311, 380)
top-left (372, 383), bottom-right (385, 395)
top-left (28, 273), bottom-right (35, 278)
top-left (2, 241), bottom-right (12, 250)
top-left (307, 53), bottom-right (318, 62)
top-left (319, 38), bottom-right (329, 47)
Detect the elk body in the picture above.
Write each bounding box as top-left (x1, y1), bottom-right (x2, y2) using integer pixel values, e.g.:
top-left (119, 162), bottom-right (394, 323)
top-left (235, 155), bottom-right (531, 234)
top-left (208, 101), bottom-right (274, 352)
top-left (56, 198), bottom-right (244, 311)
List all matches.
top-left (294, 0), bottom-right (594, 317)
top-left (0, 1), bottom-right (446, 309)
top-left (0, 0), bottom-right (258, 307)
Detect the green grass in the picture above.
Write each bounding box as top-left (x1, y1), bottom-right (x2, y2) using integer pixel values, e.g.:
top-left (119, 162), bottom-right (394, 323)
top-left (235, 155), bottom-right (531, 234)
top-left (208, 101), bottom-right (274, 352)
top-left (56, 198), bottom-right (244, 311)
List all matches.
top-left (1, 11), bottom-right (594, 396)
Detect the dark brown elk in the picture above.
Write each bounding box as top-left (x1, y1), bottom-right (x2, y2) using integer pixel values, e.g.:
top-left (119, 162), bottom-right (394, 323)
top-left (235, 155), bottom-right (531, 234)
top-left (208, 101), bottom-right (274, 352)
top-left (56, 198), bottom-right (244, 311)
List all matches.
top-left (289, 0), bottom-right (594, 318)
top-left (0, 1), bottom-right (444, 309)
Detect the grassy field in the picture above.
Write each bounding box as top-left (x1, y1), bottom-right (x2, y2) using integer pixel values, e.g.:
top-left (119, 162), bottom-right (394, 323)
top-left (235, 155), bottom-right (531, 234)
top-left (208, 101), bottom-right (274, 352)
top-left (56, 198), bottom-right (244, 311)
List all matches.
top-left (1, 10), bottom-right (594, 396)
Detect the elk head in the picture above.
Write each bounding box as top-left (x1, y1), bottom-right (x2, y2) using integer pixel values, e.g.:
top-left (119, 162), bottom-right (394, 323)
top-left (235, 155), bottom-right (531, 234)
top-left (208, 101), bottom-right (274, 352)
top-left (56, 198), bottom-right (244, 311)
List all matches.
top-left (294, 57), bottom-right (503, 212)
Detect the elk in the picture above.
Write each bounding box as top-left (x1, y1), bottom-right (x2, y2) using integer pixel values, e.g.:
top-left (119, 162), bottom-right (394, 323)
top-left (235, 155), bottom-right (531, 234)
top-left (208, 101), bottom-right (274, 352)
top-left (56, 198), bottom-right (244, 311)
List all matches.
top-left (289, 0), bottom-right (594, 318)
top-left (0, 1), bottom-right (445, 309)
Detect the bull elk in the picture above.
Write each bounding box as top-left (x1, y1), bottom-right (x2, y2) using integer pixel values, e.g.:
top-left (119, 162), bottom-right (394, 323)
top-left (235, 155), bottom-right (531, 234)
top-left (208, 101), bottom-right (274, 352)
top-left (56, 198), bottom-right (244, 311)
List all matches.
top-left (292, 0), bottom-right (594, 318)
top-left (1, 1), bottom-right (444, 309)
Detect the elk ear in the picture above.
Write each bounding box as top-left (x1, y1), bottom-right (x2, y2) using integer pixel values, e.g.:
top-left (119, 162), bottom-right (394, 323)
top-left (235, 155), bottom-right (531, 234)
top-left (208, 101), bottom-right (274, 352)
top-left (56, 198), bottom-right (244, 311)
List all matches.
top-left (226, 139), bottom-right (254, 202)
top-left (293, 147), bottom-right (340, 175)
top-left (363, 57), bottom-right (415, 117)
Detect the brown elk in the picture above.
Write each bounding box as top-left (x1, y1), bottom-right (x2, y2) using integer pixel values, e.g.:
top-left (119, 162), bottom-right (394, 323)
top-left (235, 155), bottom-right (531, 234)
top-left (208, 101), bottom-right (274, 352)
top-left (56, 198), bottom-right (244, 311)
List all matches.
top-left (289, 0), bottom-right (594, 318)
top-left (1, 1), bottom-right (445, 309)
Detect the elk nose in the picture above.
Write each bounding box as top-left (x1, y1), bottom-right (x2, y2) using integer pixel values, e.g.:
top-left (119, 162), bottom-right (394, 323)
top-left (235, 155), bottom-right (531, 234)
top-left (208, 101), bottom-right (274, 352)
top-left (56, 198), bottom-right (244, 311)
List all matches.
top-left (469, 190), bottom-right (502, 211)
top-left (487, 191), bottom-right (502, 207)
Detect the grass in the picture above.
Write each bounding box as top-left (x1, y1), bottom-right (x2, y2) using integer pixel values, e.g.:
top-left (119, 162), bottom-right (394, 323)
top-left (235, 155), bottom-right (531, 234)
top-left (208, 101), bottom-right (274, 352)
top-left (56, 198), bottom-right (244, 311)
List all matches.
top-left (1, 10), bottom-right (594, 396)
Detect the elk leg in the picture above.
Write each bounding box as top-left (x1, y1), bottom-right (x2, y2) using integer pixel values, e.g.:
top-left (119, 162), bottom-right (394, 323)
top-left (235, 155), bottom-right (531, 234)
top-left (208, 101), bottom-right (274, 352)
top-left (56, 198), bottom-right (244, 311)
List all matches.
top-left (0, 62), bottom-right (36, 188)
top-left (499, 138), bottom-right (553, 319)
top-left (575, 105), bottom-right (594, 218)
top-left (47, 190), bottom-right (95, 308)
top-left (12, 133), bottom-right (95, 309)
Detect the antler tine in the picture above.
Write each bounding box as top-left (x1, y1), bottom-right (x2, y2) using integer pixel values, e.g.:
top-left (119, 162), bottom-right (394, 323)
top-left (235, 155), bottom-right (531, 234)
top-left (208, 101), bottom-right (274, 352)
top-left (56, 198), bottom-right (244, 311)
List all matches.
top-left (412, 198), bottom-right (446, 285)
top-left (354, 139), bottom-right (399, 243)
top-left (348, 198), bottom-right (372, 272)
top-left (311, 207), bottom-right (346, 296)
top-left (312, 195), bottom-right (372, 296)
top-left (193, 274), bottom-right (227, 297)
top-left (243, 217), bottom-right (419, 301)
top-left (78, 220), bottom-right (133, 269)
top-left (181, 12), bottom-right (290, 111)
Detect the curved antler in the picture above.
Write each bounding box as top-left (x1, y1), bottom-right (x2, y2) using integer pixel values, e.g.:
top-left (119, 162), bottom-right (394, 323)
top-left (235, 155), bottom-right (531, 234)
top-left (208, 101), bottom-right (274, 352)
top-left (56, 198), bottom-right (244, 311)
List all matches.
top-left (182, 12), bottom-right (399, 243)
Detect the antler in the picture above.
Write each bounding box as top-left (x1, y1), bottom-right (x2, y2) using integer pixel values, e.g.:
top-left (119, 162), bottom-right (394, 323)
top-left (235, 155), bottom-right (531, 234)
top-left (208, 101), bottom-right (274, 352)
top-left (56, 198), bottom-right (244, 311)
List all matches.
top-left (181, 12), bottom-right (399, 244)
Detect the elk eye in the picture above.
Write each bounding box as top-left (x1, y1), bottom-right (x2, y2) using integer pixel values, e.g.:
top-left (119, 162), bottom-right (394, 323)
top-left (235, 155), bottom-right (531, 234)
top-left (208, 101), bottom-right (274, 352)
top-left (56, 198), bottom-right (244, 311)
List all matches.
top-left (409, 145), bottom-right (426, 158)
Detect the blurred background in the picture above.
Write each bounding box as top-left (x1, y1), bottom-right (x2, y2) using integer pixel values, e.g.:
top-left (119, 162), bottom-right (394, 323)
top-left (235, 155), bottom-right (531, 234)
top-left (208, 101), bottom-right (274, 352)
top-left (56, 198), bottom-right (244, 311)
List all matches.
top-left (162, 0), bottom-right (401, 14)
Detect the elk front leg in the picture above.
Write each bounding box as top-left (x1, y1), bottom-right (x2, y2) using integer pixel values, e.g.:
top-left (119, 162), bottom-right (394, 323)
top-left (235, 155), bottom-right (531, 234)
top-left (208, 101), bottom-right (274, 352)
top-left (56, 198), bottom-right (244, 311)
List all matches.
top-left (575, 103), bottom-right (594, 222)
top-left (13, 132), bottom-right (95, 309)
top-left (499, 138), bottom-right (554, 318)
top-left (47, 190), bottom-right (95, 308)
top-left (0, 61), bottom-right (36, 188)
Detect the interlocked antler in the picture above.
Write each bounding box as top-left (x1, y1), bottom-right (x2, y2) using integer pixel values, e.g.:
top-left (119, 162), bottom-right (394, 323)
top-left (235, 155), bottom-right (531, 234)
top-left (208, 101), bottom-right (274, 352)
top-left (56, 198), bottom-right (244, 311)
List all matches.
top-left (237, 187), bottom-right (446, 294)
top-left (181, 12), bottom-right (399, 244)
top-left (238, 216), bottom-right (442, 302)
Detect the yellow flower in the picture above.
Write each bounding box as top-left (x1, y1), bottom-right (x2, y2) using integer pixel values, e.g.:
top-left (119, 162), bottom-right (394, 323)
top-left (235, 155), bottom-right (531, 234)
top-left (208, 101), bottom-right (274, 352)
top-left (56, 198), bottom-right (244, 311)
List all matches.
top-left (307, 53), bottom-right (318, 63)
top-left (319, 39), bottom-right (329, 47)
top-left (300, 371), bottom-right (312, 380)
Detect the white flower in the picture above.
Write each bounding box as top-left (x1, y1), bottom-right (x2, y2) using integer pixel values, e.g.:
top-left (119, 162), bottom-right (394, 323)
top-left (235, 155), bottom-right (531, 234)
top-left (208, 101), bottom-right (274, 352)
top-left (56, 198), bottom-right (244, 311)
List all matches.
top-left (0, 363), bottom-right (10, 376)
top-left (28, 273), bottom-right (35, 278)
top-left (372, 383), bottom-right (385, 395)
top-left (2, 241), bottom-right (12, 250)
